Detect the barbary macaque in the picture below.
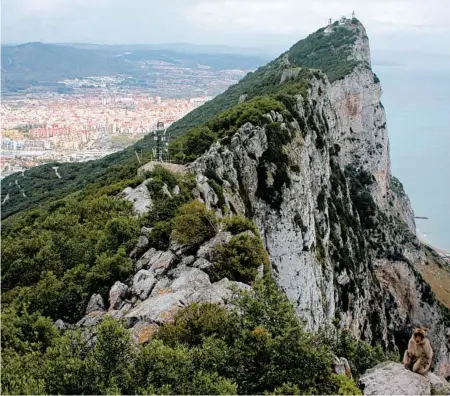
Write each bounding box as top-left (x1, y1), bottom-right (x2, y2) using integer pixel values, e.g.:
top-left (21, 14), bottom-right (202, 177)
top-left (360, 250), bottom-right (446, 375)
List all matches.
top-left (403, 328), bottom-right (433, 375)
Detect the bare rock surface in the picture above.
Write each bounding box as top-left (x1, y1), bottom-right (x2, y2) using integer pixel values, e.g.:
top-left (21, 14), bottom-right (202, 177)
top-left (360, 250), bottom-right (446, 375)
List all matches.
top-left (360, 362), bottom-right (430, 395)
top-left (109, 281), bottom-right (129, 311)
top-left (86, 293), bottom-right (105, 314)
top-left (121, 180), bottom-right (152, 215)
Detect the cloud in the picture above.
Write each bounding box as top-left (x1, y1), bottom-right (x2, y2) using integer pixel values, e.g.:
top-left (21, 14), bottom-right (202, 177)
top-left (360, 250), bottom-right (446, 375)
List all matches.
top-left (1, 0), bottom-right (449, 56)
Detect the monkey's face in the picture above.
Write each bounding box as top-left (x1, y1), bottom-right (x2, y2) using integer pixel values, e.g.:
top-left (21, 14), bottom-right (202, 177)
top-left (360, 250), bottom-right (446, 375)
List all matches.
top-left (414, 334), bottom-right (424, 343)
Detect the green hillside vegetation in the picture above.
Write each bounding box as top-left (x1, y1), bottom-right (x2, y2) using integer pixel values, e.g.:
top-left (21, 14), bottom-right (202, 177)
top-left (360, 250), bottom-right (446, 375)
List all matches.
top-left (1, 166), bottom-right (198, 324)
top-left (288, 25), bottom-right (362, 83)
top-left (167, 22), bottom-right (362, 139)
top-left (1, 20), bottom-right (363, 219)
top-left (2, 278), bottom-right (394, 395)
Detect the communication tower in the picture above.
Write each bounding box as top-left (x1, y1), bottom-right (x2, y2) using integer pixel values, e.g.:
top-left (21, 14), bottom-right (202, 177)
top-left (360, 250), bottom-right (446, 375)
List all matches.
top-left (153, 121), bottom-right (168, 162)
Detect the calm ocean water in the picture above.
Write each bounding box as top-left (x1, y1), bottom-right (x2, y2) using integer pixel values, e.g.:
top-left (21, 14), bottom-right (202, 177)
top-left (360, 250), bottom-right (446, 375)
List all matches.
top-left (374, 66), bottom-right (450, 251)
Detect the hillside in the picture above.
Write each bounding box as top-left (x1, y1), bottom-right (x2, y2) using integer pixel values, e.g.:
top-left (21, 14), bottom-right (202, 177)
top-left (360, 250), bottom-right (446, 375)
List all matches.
top-left (1, 42), bottom-right (130, 81)
top-left (1, 19), bottom-right (366, 219)
top-left (2, 18), bottom-right (449, 394)
top-left (167, 18), bottom-right (368, 139)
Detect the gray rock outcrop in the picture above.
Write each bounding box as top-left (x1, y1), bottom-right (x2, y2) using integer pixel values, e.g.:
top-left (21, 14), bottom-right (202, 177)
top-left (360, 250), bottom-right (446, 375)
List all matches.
top-left (109, 281), bottom-right (129, 311)
top-left (121, 180), bottom-right (152, 215)
top-left (85, 293), bottom-right (105, 314)
top-left (76, 226), bottom-right (252, 339)
top-left (131, 270), bottom-right (156, 300)
top-left (360, 362), bottom-right (450, 395)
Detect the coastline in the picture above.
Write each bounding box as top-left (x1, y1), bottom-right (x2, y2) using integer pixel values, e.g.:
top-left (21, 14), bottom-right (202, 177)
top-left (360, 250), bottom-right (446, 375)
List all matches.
top-left (418, 236), bottom-right (450, 262)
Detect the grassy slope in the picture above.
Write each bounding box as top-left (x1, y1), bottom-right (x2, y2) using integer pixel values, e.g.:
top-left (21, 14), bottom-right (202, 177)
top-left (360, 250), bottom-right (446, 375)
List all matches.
top-left (418, 245), bottom-right (450, 308)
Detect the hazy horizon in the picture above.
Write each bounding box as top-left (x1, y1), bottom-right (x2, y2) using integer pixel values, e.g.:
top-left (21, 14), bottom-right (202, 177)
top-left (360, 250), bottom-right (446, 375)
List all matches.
top-left (2, 0), bottom-right (450, 57)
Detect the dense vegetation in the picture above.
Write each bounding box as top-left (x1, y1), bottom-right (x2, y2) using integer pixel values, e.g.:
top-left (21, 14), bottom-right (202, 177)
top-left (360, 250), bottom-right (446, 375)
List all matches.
top-left (1, 174), bottom-right (142, 323)
top-left (1, 165), bottom-right (197, 324)
top-left (288, 25), bottom-right (361, 83)
top-left (2, 278), bottom-right (395, 395)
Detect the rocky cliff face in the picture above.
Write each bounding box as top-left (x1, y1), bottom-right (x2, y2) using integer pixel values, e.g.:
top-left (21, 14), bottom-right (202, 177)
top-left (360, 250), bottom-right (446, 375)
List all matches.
top-left (60, 19), bottom-right (448, 377)
top-left (184, 20), bottom-right (449, 376)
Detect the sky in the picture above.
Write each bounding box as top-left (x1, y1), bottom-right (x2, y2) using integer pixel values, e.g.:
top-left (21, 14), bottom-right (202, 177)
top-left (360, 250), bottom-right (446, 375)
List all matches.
top-left (2, 0), bottom-right (450, 57)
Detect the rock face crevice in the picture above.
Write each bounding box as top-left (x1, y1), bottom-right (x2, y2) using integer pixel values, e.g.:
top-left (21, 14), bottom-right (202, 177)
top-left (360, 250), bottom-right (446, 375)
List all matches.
top-left (185, 24), bottom-right (449, 375)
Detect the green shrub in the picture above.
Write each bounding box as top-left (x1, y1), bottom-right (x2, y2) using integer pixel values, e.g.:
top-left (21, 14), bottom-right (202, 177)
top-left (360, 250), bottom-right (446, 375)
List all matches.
top-left (222, 215), bottom-right (260, 236)
top-left (331, 374), bottom-right (362, 395)
top-left (187, 371), bottom-right (237, 395)
top-left (209, 234), bottom-right (268, 284)
top-left (157, 303), bottom-right (235, 347)
top-left (172, 201), bottom-right (218, 247)
top-left (148, 221), bottom-right (172, 251)
top-left (170, 126), bottom-right (216, 163)
top-left (273, 382), bottom-right (301, 394)
top-left (321, 329), bottom-right (397, 379)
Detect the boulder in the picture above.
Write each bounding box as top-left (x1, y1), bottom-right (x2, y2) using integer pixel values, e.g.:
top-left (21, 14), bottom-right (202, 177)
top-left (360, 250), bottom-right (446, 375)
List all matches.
top-left (197, 231), bottom-right (232, 260)
top-left (76, 311), bottom-right (106, 327)
top-left (192, 175), bottom-right (219, 210)
top-left (135, 248), bottom-right (158, 271)
top-left (181, 255), bottom-right (196, 266)
top-left (429, 373), bottom-right (450, 395)
top-left (192, 278), bottom-right (250, 305)
top-left (170, 267), bottom-right (211, 293)
top-left (149, 251), bottom-right (175, 275)
top-left (193, 257), bottom-right (212, 270)
top-left (150, 278), bottom-right (173, 297)
top-left (173, 185), bottom-right (181, 196)
top-left (108, 303), bottom-right (133, 322)
top-left (132, 269), bottom-right (156, 300)
top-left (54, 319), bottom-right (69, 331)
top-left (360, 362), bottom-right (430, 395)
top-left (121, 180), bottom-right (152, 215)
top-left (129, 234), bottom-right (150, 259)
top-left (109, 281), bottom-right (129, 311)
top-left (125, 290), bottom-right (187, 324)
top-left (85, 293), bottom-right (105, 314)
top-left (132, 321), bottom-right (159, 343)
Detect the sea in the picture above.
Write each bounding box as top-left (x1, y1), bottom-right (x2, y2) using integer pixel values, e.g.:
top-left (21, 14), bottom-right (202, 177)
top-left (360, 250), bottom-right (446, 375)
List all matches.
top-left (373, 63), bottom-right (450, 251)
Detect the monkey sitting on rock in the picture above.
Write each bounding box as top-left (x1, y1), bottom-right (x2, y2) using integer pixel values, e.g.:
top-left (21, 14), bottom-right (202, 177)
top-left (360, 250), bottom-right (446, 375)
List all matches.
top-left (403, 328), bottom-right (433, 375)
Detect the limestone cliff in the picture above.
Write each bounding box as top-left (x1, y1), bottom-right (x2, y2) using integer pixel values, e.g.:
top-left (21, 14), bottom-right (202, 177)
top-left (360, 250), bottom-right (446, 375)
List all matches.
top-left (181, 19), bottom-right (449, 376)
top-left (56, 18), bottom-right (448, 377)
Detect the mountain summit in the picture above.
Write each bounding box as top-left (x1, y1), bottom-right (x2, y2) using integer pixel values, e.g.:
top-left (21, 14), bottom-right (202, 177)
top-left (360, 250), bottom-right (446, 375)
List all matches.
top-left (2, 18), bottom-right (449, 388)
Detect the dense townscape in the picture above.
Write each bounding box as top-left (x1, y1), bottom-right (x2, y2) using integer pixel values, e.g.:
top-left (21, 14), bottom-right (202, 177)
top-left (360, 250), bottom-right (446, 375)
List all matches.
top-left (1, 92), bottom-right (210, 177)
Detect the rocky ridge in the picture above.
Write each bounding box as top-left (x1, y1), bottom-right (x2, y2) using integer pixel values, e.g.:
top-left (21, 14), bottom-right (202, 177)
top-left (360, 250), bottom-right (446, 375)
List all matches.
top-left (183, 20), bottom-right (449, 376)
top-left (72, 224), bottom-right (251, 344)
top-left (58, 18), bottom-right (448, 378)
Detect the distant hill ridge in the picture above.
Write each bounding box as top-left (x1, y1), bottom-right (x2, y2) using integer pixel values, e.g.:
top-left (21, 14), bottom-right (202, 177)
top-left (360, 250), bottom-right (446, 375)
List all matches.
top-left (1, 42), bottom-right (269, 83)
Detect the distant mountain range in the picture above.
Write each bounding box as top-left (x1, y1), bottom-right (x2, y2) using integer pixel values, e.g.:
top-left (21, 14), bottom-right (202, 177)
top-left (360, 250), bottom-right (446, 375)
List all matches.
top-left (1, 42), bottom-right (270, 91)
